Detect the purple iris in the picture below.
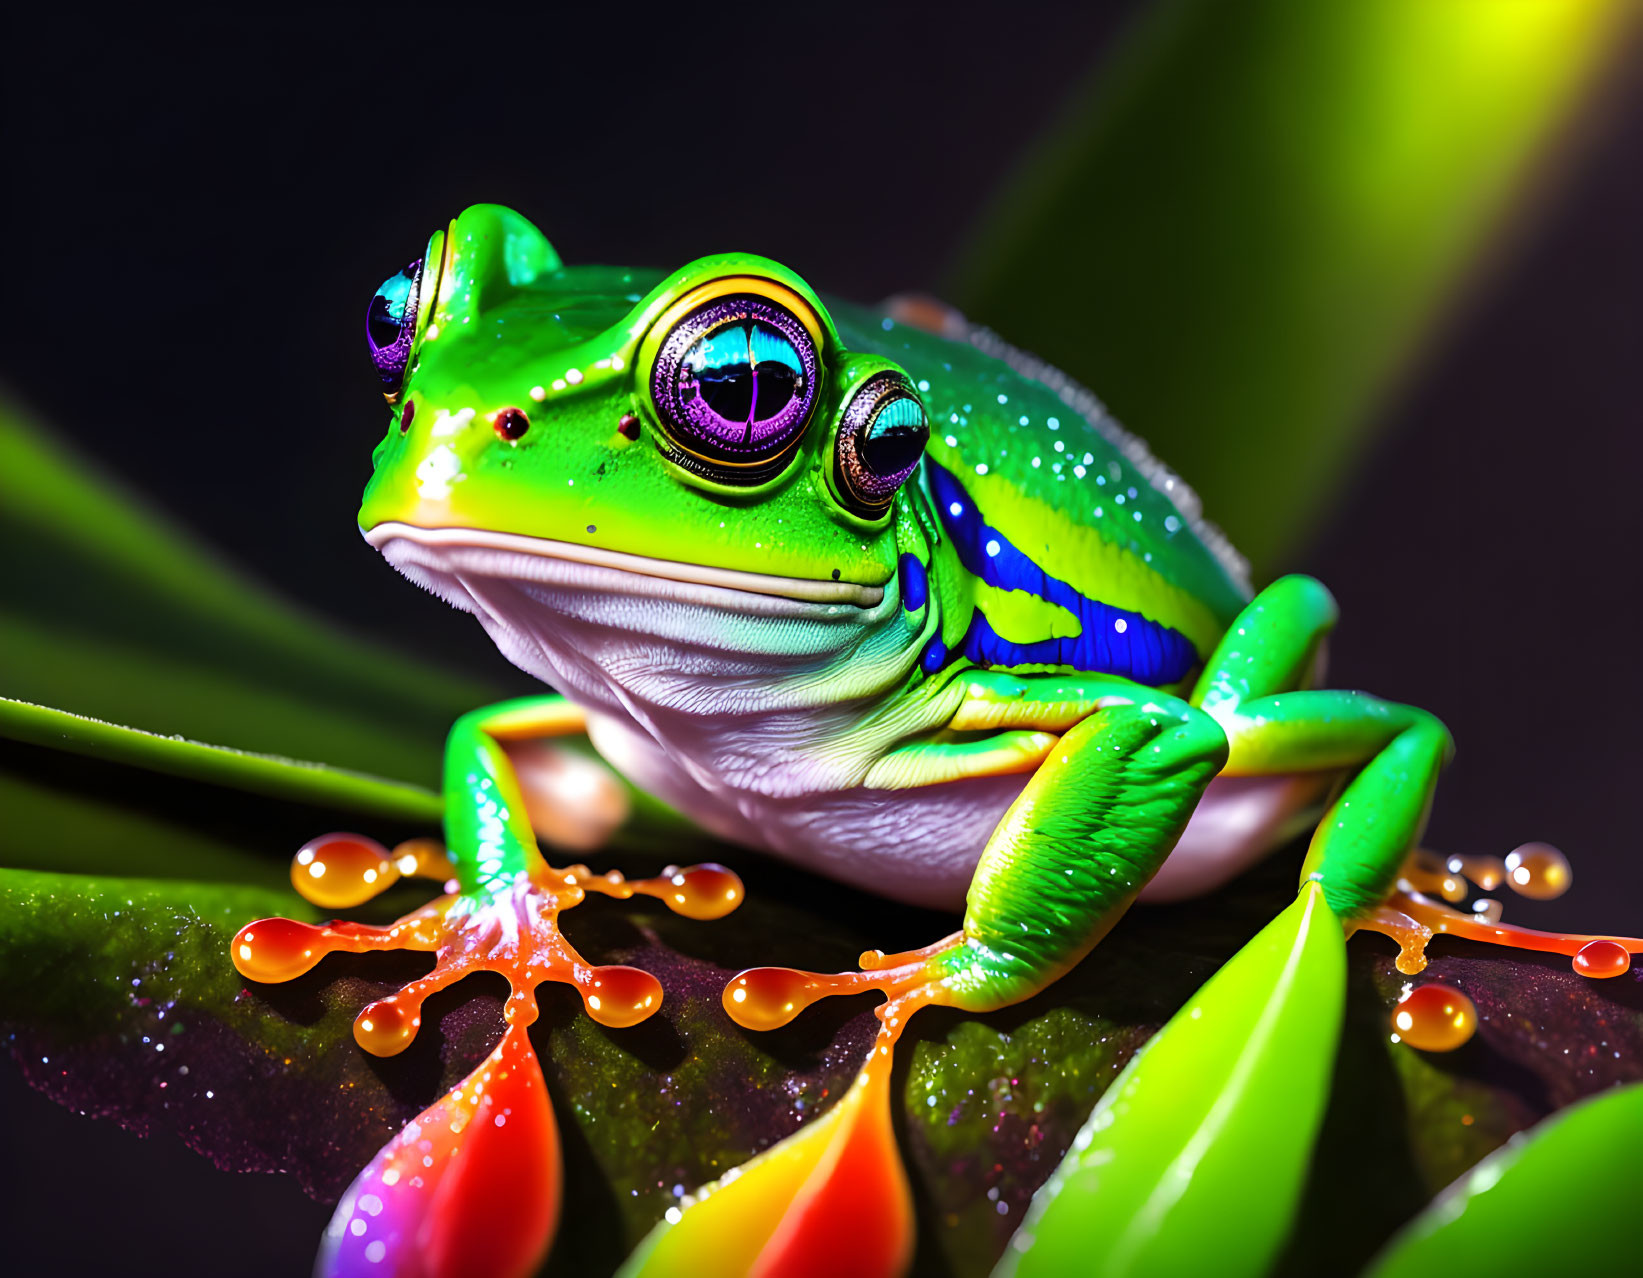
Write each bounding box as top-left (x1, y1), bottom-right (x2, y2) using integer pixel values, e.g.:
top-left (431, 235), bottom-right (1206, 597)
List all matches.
top-left (650, 296), bottom-right (818, 475)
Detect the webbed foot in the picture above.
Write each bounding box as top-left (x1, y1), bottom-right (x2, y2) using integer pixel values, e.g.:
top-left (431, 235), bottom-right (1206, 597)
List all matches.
top-left (232, 832), bottom-right (743, 1278)
top-left (616, 933), bottom-right (990, 1278)
top-left (1357, 841), bottom-right (1641, 978)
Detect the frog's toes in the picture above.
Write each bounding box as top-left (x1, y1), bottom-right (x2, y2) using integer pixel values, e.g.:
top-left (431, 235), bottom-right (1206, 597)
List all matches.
top-left (289, 831), bottom-right (456, 910)
top-left (235, 835), bottom-right (743, 1035)
top-left (232, 837), bottom-right (746, 1278)
top-left (231, 906), bottom-right (449, 984)
top-left (554, 858), bottom-right (744, 920)
top-left (1356, 840), bottom-right (1637, 978)
top-left (723, 929), bottom-right (965, 1032)
top-left (1397, 841), bottom-right (1570, 907)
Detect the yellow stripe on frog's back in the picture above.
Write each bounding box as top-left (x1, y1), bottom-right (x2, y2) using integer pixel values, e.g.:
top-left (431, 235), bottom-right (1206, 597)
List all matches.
top-left (951, 467), bottom-right (1232, 657)
top-left (972, 582), bottom-right (1083, 647)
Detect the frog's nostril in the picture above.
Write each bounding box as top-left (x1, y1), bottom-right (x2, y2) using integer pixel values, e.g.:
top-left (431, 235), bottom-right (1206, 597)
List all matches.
top-left (618, 412), bottom-right (641, 441)
top-left (493, 407), bottom-right (530, 441)
top-left (399, 400), bottom-right (416, 434)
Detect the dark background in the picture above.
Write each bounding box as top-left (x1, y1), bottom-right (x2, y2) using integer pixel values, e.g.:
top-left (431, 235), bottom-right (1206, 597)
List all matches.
top-left (3, 7), bottom-right (1641, 1275)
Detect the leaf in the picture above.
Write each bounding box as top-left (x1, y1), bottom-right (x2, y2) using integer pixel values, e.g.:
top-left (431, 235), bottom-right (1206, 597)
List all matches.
top-left (996, 884), bottom-right (1345, 1278)
top-left (0, 697), bottom-right (443, 887)
top-left (1365, 1081), bottom-right (1643, 1275)
top-left (947, 0), bottom-right (1633, 575)
top-left (7, 848), bottom-right (1643, 1277)
top-left (0, 699), bottom-right (440, 822)
top-left (0, 393), bottom-right (500, 785)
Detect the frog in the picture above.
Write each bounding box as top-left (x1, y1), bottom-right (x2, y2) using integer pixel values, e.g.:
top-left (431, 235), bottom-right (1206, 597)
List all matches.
top-left (232, 203), bottom-right (1640, 1278)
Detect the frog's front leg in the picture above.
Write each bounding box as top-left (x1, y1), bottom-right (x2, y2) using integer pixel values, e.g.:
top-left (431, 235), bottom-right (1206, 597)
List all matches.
top-left (238, 694), bottom-right (745, 1037)
top-left (629, 681), bottom-right (1227, 1278)
top-left (443, 694), bottom-right (646, 886)
top-left (231, 696), bottom-right (744, 1278)
top-left (1193, 575), bottom-right (1453, 919)
top-left (727, 682), bottom-right (1228, 1028)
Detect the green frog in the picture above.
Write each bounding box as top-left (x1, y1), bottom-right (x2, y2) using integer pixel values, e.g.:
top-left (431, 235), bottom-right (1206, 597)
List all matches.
top-left (235, 203), bottom-right (1629, 1278)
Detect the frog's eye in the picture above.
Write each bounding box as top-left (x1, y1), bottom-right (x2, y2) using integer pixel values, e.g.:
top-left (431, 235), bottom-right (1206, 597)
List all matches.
top-left (833, 372), bottom-right (930, 518)
top-left (366, 258), bottom-right (423, 396)
top-left (649, 295), bottom-right (820, 482)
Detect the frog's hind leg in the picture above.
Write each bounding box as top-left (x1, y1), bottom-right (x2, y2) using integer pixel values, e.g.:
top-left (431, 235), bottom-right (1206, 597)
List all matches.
top-left (1009, 575), bottom-right (1641, 1275)
top-left (1009, 573), bottom-right (1475, 1275)
top-left (1191, 580), bottom-right (1643, 979)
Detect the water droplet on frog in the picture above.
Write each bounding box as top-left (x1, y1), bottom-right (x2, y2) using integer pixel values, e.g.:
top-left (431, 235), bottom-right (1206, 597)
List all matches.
top-left (1392, 983), bottom-right (1477, 1052)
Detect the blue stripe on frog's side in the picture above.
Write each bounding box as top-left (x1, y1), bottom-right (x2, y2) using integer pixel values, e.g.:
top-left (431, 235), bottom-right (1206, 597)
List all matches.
top-left (898, 553), bottom-right (929, 613)
top-left (926, 460), bottom-right (1197, 686)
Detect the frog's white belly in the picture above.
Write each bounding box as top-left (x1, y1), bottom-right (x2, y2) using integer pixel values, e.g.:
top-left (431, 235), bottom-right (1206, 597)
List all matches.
top-left (373, 528), bottom-right (1323, 912)
top-left (586, 711), bottom-right (1323, 910)
top-left (584, 710), bottom-right (1030, 909)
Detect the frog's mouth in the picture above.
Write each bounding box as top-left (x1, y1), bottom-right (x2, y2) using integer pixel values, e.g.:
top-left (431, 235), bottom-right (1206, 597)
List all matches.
top-left (363, 522), bottom-right (886, 609)
top-left (365, 518), bottom-right (912, 749)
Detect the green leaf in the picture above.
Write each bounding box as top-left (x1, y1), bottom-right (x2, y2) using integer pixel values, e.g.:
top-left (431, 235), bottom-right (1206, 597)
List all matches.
top-left (996, 884), bottom-right (1345, 1278)
top-left (0, 695), bottom-right (441, 886)
top-left (1366, 1081), bottom-right (1643, 1276)
top-left (948, 0), bottom-right (1632, 575)
top-left (0, 393), bottom-right (498, 784)
top-left (7, 849), bottom-right (1643, 1277)
top-left (0, 699), bottom-right (440, 822)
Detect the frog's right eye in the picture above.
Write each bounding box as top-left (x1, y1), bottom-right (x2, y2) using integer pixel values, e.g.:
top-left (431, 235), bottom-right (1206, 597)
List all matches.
top-left (833, 372), bottom-right (930, 518)
top-left (366, 258), bottom-right (423, 397)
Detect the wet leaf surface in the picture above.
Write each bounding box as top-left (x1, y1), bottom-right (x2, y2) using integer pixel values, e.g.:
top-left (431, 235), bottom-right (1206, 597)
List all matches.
top-left (6, 846), bottom-right (1640, 1278)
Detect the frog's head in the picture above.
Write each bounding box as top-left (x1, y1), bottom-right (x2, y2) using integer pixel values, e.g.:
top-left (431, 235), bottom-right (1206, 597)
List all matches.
top-left (359, 205), bottom-right (934, 714)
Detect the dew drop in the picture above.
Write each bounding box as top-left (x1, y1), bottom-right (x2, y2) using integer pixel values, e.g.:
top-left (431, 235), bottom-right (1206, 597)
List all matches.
top-left (1392, 983), bottom-right (1477, 1052)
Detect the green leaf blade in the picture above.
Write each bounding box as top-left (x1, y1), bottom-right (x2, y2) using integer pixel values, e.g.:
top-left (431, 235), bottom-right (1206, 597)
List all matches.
top-left (1367, 1080), bottom-right (1643, 1276)
top-left (950, 0), bottom-right (1634, 574)
top-left (999, 884), bottom-right (1345, 1278)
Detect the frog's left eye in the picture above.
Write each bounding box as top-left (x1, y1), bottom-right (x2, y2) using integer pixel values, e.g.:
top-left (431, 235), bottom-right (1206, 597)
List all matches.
top-left (366, 258), bottom-right (423, 396)
top-left (833, 372), bottom-right (929, 518)
top-left (649, 294), bottom-right (820, 482)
